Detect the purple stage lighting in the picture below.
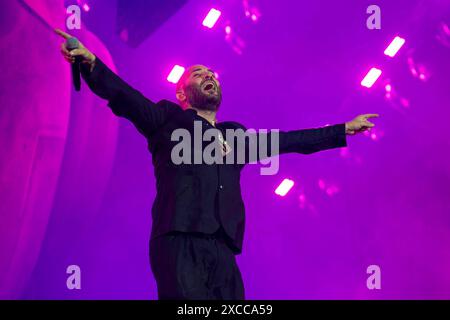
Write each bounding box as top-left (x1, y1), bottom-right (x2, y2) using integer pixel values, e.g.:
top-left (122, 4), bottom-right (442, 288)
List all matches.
top-left (361, 68), bottom-right (382, 88)
top-left (275, 179), bottom-right (294, 196)
top-left (203, 8), bottom-right (222, 28)
top-left (385, 84), bottom-right (392, 92)
top-left (384, 36), bottom-right (405, 57)
top-left (167, 65), bottom-right (185, 84)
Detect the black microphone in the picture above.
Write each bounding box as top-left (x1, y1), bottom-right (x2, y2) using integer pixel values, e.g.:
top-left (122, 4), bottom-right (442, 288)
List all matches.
top-left (66, 37), bottom-right (81, 91)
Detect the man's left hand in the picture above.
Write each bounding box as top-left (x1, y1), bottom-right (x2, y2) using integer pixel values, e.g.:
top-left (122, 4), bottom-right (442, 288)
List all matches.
top-left (345, 114), bottom-right (379, 135)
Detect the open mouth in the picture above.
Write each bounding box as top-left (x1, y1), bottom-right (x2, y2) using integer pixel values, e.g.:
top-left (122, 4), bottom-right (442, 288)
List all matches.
top-left (202, 81), bottom-right (216, 91)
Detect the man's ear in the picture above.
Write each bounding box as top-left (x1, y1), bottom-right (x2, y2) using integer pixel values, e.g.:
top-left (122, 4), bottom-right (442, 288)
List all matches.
top-left (176, 89), bottom-right (186, 104)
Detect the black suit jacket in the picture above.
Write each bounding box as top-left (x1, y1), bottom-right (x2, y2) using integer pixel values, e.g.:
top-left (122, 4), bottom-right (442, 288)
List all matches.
top-left (81, 58), bottom-right (347, 254)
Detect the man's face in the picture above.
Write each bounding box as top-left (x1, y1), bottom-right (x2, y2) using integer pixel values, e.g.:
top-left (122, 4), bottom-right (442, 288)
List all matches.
top-left (180, 65), bottom-right (222, 111)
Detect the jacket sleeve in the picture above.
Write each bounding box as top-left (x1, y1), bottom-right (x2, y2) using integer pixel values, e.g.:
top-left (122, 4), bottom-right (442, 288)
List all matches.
top-left (277, 123), bottom-right (347, 155)
top-left (225, 122), bottom-right (347, 164)
top-left (80, 57), bottom-right (174, 137)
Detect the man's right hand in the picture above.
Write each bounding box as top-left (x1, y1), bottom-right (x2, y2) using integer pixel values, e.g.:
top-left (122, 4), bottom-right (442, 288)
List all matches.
top-left (55, 29), bottom-right (96, 69)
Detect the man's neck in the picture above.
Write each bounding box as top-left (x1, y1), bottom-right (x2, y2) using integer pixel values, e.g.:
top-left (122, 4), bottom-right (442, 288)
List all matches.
top-left (190, 107), bottom-right (217, 126)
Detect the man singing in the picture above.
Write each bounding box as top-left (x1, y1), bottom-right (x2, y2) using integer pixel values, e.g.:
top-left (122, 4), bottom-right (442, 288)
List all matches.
top-left (56, 29), bottom-right (378, 300)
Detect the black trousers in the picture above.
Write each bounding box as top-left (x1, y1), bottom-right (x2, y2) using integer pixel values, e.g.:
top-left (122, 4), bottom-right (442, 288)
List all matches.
top-left (149, 227), bottom-right (245, 300)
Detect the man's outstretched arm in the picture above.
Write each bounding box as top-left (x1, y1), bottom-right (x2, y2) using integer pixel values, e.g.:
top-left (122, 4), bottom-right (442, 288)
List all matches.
top-left (280, 113), bottom-right (379, 153)
top-left (277, 114), bottom-right (379, 154)
top-left (55, 29), bottom-right (172, 137)
top-left (276, 114), bottom-right (379, 154)
top-left (231, 114), bottom-right (379, 163)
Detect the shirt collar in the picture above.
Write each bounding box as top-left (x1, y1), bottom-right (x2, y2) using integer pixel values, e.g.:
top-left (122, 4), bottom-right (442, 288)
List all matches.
top-left (184, 108), bottom-right (198, 115)
top-left (184, 108), bottom-right (219, 127)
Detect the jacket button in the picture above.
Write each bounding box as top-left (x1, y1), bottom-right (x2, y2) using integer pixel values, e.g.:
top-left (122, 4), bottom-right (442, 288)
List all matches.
top-left (219, 185), bottom-right (223, 189)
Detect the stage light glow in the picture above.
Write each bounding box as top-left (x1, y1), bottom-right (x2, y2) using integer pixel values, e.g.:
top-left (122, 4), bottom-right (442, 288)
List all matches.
top-left (339, 148), bottom-right (350, 159)
top-left (361, 68), bottom-right (382, 88)
top-left (385, 83), bottom-right (392, 99)
top-left (437, 22), bottom-right (450, 47)
top-left (385, 84), bottom-right (392, 92)
top-left (317, 179), bottom-right (339, 196)
top-left (364, 127), bottom-right (384, 141)
top-left (407, 55), bottom-right (430, 81)
top-left (167, 65), bottom-right (185, 84)
top-left (318, 179), bottom-right (326, 190)
top-left (275, 179), bottom-right (294, 196)
top-left (384, 36), bottom-right (405, 57)
top-left (225, 25), bottom-right (231, 35)
top-left (299, 194), bottom-right (306, 203)
top-left (82, 4), bottom-right (90, 12)
top-left (400, 98), bottom-right (410, 108)
top-left (326, 186), bottom-right (339, 196)
top-left (298, 192), bottom-right (307, 209)
top-left (203, 8), bottom-right (221, 28)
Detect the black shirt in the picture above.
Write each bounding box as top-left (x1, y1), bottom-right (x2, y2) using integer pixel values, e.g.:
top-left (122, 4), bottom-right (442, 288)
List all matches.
top-left (81, 58), bottom-right (347, 254)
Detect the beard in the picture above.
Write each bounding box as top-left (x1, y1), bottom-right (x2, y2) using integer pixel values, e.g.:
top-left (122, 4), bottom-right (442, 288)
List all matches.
top-left (184, 82), bottom-right (222, 111)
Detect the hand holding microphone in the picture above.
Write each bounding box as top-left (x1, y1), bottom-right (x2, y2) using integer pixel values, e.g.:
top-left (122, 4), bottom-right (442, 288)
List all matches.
top-left (55, 29), bottom-right (96, 91)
